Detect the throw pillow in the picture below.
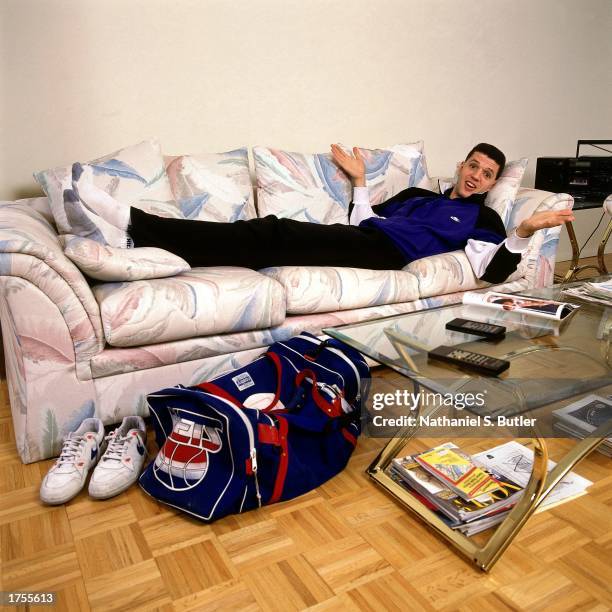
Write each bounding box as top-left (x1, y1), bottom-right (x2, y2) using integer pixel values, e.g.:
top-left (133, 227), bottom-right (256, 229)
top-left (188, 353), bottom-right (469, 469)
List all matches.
top-left (34, 139), bottom-right (175, 247)
top-left (253, 147), bottom-right (352, 224)
top-left (62, 235), bottom-right (190, 282)
top-left (253, 142), bottom-right (431, 224)
top-left (165, 148), bottom-right (256, 222)
top-left (353, 141), bottom-right (432, 205)
top-left (484, 158), bottom-right (528, 226)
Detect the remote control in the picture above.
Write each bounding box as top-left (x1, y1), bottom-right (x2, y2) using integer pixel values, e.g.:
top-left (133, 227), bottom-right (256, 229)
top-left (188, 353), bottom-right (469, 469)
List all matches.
top-left (445, 318), bottom-right (506, 339)
top-left (428, 345), bottom-right (510, 376)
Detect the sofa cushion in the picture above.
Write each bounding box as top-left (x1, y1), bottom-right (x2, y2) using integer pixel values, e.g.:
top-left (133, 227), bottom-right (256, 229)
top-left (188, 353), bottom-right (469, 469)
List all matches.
top-left (259, 266), bottom-right (420, 315)
top-left (253, 146), bottom-right (352, 224)
top-left (34, 139), bottom-right (177, 246)
top-left (354, 141), bottom-right (432, 205)
top-left (406, 250), bottom-right (523, 298)
top-left (93, 267), bottom-right (286, 347)
top-left (62, 235), bottom-right (190, 282)
top-left (10, 196), bottom-right (55, 227)
top-left (165, 148), bottom-right (256, 222)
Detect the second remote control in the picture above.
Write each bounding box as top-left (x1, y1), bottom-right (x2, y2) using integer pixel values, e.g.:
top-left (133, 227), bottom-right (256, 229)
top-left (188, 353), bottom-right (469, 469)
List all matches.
top-left (428, 345), bottom-right (510, 376)
top-left (445, 318), bottom-right (506, 339)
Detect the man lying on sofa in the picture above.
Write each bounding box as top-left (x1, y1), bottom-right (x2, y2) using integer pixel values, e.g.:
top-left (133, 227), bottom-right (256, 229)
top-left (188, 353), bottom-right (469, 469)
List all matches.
top-left (64, 142), bottom-right (574, 283)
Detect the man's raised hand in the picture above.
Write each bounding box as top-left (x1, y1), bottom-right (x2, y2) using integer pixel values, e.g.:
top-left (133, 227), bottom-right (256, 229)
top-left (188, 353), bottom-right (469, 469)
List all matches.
top-left (330, 144), bottom-right (366, 187)
top-left (517, 209), bottom-right (575, 238)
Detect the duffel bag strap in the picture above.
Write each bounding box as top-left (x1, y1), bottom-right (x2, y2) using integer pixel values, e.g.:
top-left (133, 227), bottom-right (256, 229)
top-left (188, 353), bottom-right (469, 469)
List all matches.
top-left (256, 418), bottom-right (289, 503)
top-left (295, 369), bottom-right (343, 418)
top-left (196, 381), bottom-right (243, 407)
top-left (197, 351), bottom-right (285, 413)
top-left (267, 416), bottom-right (289, 504)
top-left (303, 338), bottom-right (332, 362)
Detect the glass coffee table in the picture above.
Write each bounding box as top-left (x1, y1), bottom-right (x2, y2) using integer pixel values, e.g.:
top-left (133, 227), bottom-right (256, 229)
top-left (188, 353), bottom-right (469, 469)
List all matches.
top-left (323, 280), bottom-right (612, 571)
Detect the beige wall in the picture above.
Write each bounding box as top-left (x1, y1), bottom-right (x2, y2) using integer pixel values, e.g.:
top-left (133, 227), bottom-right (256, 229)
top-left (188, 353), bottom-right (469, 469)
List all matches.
top-left (1, 0), bottom-right (611, 200)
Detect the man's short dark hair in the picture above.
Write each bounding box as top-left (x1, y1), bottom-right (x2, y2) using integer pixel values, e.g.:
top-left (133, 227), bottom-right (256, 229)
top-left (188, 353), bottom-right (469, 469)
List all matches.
top-left (465, 143), bottom-right (506, 178)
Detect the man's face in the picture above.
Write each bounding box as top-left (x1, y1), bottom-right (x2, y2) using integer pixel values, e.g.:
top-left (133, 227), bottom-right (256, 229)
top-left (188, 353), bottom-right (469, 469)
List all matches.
top-left (451, 151), bottom-right (500, 199)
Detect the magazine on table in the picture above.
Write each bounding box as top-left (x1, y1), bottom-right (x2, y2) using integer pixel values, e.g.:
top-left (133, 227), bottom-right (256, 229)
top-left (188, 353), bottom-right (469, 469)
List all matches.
top-left (551, 394), bottom-right (612, 456)
top-left (581, 279), bottom-right (612, 300)
top-left (563, 279), bottom-right (612, 307)
top-left (462, 290), bottom-right (580, 320)
top-left (551, 394), bottom-right (612, 434)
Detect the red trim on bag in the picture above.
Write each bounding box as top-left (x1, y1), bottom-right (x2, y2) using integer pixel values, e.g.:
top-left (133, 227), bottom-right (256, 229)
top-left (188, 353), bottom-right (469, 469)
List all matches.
top-left (245, 458), bottom-right (254, 475)
top-left (258, 423), bottom-right (280, 445)
top-left (197, 382), bottom-right (243, 407)
top-left (270, 416), bottom-right (289, 503)
top-left (295, 369), bottom-right (342, 418)
top-left (198, 353), bottom-right (284, 413)
top-left (341, 428), bottom-right (357, 447)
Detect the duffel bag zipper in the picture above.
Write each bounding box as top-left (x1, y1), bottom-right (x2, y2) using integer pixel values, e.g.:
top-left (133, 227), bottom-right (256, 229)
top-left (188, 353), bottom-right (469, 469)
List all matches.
top-left (201, 392), bottom-right (262, 509)
top-left (316, 382), bottom-right (354, 413)
top-left (250, 447), bottom-right (262, 507)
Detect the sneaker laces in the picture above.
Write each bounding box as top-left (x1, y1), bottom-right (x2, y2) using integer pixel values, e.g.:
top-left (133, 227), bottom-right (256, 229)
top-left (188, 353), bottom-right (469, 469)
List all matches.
top-left (102, 430), bottom-right (131, 462)
top-left (56, 436), bottom-right (86, 465)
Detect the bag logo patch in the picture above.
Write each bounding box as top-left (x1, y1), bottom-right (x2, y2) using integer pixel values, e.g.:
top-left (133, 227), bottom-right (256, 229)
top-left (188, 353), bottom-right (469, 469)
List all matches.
top-left (154, 415), bottom-right (223, 490)
top-left (232, 372), bottom-right (255, 391)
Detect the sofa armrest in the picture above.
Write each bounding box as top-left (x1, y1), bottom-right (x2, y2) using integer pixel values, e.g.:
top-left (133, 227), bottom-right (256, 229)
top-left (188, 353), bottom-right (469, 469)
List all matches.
top-left (511, 189), bottom-right (574, 288)
top-left (0, 203), bottom-right (105, 369)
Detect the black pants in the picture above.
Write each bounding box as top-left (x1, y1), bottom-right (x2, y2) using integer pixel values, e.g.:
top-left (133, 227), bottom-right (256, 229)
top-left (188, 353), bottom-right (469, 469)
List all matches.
top-left (129, 208), bottom-right (406, 270)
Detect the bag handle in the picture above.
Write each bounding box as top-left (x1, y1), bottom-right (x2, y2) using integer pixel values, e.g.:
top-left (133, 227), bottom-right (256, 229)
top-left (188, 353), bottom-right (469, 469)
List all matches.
top-left (197, 351), bottom-right (284, 413)
top-left (303, 338), bottom-right (332, 362)
top-left (295, 369), bottom-right (343, 418)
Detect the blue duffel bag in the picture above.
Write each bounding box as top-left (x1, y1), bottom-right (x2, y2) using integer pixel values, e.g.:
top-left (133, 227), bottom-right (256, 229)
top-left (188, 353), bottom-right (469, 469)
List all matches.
top-left (138, 332), bottom-right (369, 521)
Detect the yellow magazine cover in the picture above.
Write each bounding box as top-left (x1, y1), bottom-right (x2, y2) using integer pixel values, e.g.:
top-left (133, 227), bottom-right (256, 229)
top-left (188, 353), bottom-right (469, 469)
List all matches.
top-left (415, 443), bottom-right (499, 500)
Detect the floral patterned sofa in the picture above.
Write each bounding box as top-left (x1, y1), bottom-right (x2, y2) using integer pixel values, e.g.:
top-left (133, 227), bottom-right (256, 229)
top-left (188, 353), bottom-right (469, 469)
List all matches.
top-left (0, 140), bottom-right (572, 462)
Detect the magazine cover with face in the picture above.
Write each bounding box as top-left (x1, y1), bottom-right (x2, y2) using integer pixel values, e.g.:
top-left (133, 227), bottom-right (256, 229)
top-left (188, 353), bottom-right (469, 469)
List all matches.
top-left (463, 290), bottom-right (580, 320)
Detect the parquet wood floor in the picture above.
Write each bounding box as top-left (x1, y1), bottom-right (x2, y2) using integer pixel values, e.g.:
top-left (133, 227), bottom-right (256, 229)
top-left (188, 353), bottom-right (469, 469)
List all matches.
top-left (1, 369), bottom-right (611, 612)
top-left (1, 256), bottom-right (611, 611)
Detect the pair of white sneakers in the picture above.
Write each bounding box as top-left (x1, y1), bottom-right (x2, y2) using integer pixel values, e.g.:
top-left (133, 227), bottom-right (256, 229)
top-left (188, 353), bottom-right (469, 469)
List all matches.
top-left (40, 416), bottom-right (147, 505)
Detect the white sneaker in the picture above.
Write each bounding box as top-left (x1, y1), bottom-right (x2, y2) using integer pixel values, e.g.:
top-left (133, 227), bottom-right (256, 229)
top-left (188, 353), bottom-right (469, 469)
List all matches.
top-left (88, 416), bottom-right (147, 499)
top-left (40, 418), bottom-right (106, 505)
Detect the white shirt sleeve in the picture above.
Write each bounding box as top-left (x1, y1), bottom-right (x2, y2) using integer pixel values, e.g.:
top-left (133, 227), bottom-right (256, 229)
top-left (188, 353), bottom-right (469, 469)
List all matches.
top-left (349, 187), bottom-right (381, 226)
top-left (465, 229), bottom-right (531, 278)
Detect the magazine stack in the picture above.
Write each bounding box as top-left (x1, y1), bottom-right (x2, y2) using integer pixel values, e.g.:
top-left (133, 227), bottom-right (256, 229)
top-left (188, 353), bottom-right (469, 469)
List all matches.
top-left (563, 279), bottom-right (612, 307)
top-left (552, 394), bottom-right (612, 457)
top-left (389, 441), bottom-right (592, 536)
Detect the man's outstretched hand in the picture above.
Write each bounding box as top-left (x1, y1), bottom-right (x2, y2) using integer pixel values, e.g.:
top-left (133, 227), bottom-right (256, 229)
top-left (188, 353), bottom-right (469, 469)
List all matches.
top-left (517, 209), bottom-right (575, 238)
top-left (330, 144), bottom-right (366, 187)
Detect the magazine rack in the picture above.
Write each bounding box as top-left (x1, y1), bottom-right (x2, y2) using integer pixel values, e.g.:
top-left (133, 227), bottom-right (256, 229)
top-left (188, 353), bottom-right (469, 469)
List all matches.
top-left (367, 386), bottom-right (612, 571)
